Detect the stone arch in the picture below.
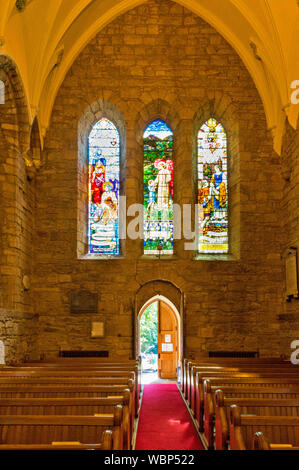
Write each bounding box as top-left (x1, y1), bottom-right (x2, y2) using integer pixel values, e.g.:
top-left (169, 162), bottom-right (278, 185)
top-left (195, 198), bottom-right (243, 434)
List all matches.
top-left (193, 94), bottom-right (239, 143)
top-left (77, 98), bottom-right (126, 258)
top-left (0, 55), bottom-right (30, 154)
top-left (193, 94), bottom-right (240, 259)
top-left (135, 98), bottom-right (181, 147)
top-left (0, 56), bottom-right (37, 364)
top-left (78, 98), bottom-right (126, 165)
top-left (36, 0), bottom-right (288, 153)
top-left (134, 280), bottom-right (184, 360)
top-left (0, 55), bottom-right (32, 310)
top-left (134, 99), bottom-right (183, 256)
top-left (136, 279), bottom-right (182, 313)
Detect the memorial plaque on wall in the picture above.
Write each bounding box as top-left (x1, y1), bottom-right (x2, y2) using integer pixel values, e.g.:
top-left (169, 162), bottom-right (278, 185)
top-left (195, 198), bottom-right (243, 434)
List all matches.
top-left (70, 290), bottom-right (98, 314)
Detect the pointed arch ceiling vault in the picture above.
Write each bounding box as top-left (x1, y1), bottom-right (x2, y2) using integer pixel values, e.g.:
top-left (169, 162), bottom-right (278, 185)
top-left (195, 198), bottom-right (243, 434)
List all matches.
top-left (1, 0), bottom-right (298, 153)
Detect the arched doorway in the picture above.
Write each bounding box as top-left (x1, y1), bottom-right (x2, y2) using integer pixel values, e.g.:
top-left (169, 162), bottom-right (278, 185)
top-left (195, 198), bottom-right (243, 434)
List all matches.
top-left (138, 296), bottom-right (181, 380)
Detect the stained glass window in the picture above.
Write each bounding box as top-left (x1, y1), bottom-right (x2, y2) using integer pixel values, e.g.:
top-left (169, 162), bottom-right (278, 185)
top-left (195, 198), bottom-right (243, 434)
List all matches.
top-left (197, 118), bottom-right (228, 253)
top-left (88, 118), bottom-right (120, 255)
top-left (143, 120), bottom-right (174, 255)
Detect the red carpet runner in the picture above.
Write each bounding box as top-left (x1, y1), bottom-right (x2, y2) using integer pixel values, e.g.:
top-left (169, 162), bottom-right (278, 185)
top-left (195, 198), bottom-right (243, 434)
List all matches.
top-left (135, 384), bottom-right (203, 450)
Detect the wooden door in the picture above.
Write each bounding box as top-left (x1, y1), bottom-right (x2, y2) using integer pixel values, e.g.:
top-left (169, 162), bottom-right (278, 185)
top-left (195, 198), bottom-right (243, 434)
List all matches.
top-left (158, 301), bottom-right (178, 379)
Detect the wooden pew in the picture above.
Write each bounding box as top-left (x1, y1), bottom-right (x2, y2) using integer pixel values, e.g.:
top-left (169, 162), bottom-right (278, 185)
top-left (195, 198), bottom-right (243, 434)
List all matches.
top-left (0, 375), bottom-right (135, 410)
top-left (0, 375), bottom-right (137, 431)
top-left (215, 391), bottom-right (299, 450)
top-left (0, 375), bottom-right (134, 384)
top-left (0, 381), bottom-right (135, 443)
top-left (0, 392), bottom-right (132, 450)
top-left (230, 405), bottom-right (299, 451)
top-left (252, 432), bottom-right (299, 451)
top-left (182, 357), bottom-right (289, 399)
top-left (0, 442), bottom-right (109, 450)
top-left (0, 377), bottom-right (134, 390)
top-left (0, 430), bottom-right (113, 450)
top-left (0, 395), bottom-right (131, 415)
top-left (187, 362), bottom-right (299, 416)
top-left (0, 406), bottom-right (123, 450)
top-left (9, 356), bottom-right (141, 373)
top-left (0, 370), bottom-right (136, 400)
top-left (203, 381), bottom-right (299, 449)
top-left (1, 360), bottom-right (141, 417)
top-left (184, 359), bottom-right (288, 404)
top-left (188, 363), bottom-right (298, 412)
top-left (23, 357), bottom-right (139, 365)
top-left (0, 370), bottom-right (135, 378)
top-left (0, 359), bottom-right (141, 446)
top-left (196, 375), bottom-right (299, 433)
top-left (0, 383), bottom-right (134, 398)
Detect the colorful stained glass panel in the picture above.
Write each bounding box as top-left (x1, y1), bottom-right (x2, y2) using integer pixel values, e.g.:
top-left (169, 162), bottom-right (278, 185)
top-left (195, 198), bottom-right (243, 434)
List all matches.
top-left (88, 118), bottom-right (120, 255)
top-left (143, 120), bottom-right (174, 255)
top-left (198, 118), bottom-right (228, 253)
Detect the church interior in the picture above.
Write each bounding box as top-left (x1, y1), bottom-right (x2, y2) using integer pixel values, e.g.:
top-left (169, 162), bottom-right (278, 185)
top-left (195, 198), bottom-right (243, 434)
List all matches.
top-left (0, 0), bottom-right (299, 453)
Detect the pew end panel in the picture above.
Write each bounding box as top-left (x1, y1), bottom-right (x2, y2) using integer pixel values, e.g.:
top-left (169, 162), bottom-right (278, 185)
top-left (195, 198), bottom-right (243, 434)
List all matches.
top-left (229, 405), bottom-right (247, 451)
top-left (252, 432), bottom-right (271, 450)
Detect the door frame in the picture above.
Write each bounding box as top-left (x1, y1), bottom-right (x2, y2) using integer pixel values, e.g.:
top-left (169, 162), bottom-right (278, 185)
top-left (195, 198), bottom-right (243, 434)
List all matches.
top-left (137, 295), bottom-right (182, 372)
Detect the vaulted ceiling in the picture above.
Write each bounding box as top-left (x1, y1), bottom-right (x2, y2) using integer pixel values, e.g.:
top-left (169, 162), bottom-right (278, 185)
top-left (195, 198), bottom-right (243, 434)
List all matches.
top-left (0, 0), bottom-right (298, 153)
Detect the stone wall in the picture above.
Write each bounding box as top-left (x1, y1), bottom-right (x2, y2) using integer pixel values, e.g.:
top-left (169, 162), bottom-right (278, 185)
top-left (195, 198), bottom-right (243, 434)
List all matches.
top-left (33, 0), bottom-right (286, 360)
top-left (278, 121), bottom-right (299, 353)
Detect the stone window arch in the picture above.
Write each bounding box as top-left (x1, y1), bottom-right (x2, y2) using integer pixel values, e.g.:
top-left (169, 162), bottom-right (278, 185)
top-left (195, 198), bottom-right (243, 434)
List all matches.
top-left (197, 118), bottom-right (228, 254)
top-left (143, 119), bottom-right (174, 255)
top-left (88, 118), bottom-right (121, 256)
top-left (78, 99), bottom-right (126, 258)
top-left (193, 95), bottom-right (240, 260)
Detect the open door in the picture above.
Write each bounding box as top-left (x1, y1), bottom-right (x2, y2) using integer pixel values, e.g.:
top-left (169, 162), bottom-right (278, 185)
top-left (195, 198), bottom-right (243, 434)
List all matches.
top-left (158, 301), bottom-right (178, 379)
top-left (138, 296), bottom-right (180, 381)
